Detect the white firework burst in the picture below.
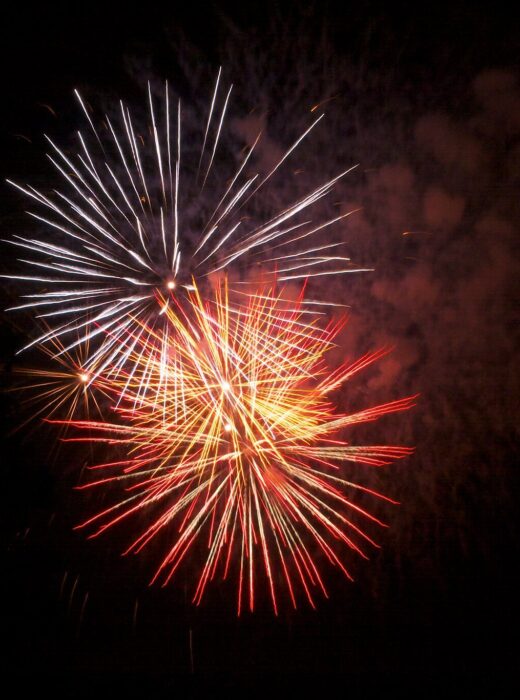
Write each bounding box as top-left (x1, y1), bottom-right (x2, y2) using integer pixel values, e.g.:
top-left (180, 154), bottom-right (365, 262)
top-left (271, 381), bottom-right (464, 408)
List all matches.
top-left (4, 68), bottom-right (366, 376)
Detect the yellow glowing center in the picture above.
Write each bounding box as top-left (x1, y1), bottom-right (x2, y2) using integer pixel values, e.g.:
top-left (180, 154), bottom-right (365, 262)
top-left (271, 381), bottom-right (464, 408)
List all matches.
top-left (79, 373), bottom-right (89, 383)
top-left (166, 280), bottom-right (176, 290)
top-left (221, 381), bottom-right (231, 392)
top-left (224, 422), bottom-right (233, 432)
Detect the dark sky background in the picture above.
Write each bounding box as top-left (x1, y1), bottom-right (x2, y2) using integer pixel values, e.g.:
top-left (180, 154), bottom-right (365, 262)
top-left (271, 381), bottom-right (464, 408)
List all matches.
top-left (1, 1), bottom-right (518, 691)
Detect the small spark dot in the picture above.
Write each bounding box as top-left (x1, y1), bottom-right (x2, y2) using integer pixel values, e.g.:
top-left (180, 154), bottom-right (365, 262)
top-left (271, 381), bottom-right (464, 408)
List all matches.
top-left (79, 373), bottom-right (89, 383)
top-left (166, 280), bottom-right (176, 290)
top-left (224, 422), bottom-right (233, 432)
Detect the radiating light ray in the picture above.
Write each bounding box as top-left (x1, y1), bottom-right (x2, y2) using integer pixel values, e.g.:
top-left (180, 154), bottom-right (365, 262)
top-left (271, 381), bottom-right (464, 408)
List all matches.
top-left (197, 66), bottom-right (222, 177)
top-left (201, 84), bottom-right (233, 189)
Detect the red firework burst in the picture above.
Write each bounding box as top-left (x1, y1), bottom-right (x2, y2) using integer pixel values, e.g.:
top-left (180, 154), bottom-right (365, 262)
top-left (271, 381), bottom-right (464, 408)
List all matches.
top-left (54, 279), bottom-right (416, 613)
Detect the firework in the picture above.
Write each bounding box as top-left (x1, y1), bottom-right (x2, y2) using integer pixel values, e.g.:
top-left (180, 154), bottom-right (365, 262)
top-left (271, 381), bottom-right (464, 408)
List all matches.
top-left (55, 279), bottom-right (416, 613)
top-left (4, 70), bottom-right (415, 613)
top-left (4, 70), bottom-right (365, 375)
top-left (10, 322), bottom-right (111, 430)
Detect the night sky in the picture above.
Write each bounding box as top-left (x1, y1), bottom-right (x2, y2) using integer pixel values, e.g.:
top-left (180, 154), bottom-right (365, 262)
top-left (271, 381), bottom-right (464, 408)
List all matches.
top-left (1, 1), bottom-right (518, 690)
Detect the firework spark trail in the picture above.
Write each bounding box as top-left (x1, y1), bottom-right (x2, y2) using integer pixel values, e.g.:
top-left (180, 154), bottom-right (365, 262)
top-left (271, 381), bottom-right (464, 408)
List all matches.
top-left (53, 279), bottom-right (416, 613)
top-left (3, 72), bottom-right (366, 375)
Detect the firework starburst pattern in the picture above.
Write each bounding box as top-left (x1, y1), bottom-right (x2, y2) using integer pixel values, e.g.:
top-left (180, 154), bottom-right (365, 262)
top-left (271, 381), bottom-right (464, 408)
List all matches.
top-left (4, 70), bottom-right (415, 612)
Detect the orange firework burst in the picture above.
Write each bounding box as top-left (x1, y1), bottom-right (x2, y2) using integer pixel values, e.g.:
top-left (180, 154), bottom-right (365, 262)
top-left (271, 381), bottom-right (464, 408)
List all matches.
top-left (55, 278), bottom-right (416, 613)
top-left (11, 323), bottom-right (111, 431)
